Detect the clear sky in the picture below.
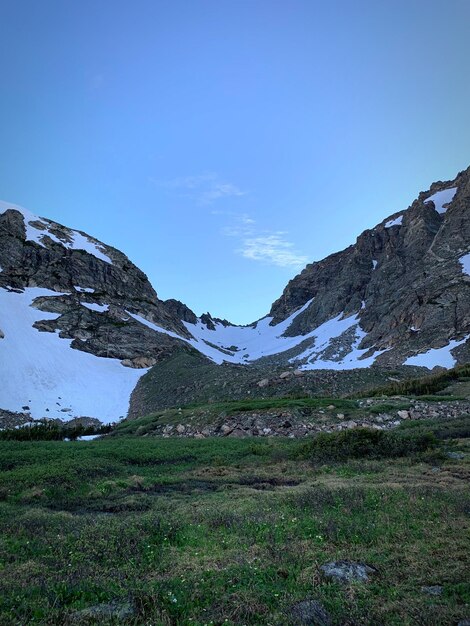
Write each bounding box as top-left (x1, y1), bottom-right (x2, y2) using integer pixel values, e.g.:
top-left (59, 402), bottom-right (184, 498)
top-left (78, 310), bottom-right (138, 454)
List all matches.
top-left (1, 0), bottom-right (469, 324)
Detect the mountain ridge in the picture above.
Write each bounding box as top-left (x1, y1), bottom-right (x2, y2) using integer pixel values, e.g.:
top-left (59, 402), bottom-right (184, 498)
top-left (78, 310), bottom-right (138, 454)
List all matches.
top-left (1, 165), bottom-right (469, 423)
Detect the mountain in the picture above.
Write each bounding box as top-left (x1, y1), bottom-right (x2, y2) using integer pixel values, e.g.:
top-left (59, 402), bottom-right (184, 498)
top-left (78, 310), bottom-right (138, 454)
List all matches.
top-left (269, 169), bottom-right (470, 368)
top-left (0, 201), bottom-right (194, 424)
top-left (1, 166), bottom-right (470, 424)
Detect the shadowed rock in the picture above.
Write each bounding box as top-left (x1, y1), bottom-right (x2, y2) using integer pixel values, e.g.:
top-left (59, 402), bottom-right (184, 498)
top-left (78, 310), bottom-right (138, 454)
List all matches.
top-left (320, 560), bottom-right (377, 583)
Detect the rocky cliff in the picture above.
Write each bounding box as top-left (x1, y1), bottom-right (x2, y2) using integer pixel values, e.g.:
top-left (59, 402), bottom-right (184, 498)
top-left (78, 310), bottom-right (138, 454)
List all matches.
top-left (268, 166), bottom-right (470, 368)
top-left (0, 202), bottom-right (194, 423)
top-left (1, 165), bottom-right (470, 424)
top-left (0, 202), bottom-right (194, 361)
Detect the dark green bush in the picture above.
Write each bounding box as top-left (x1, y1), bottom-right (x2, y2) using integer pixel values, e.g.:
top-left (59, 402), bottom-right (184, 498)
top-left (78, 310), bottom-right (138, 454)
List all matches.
top-left (296, 428), bottom-right (436, 462)
top-left (353, 363), bottom-right (470, 398)
top-left (398, 417), bottom-right (470, 440)
top-left (0, 422), bottom-right (112, 441)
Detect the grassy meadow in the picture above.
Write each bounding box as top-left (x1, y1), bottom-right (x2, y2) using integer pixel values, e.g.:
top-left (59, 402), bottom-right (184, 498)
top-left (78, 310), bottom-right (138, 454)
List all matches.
top-left (0, 418), bottom-right (469, 625)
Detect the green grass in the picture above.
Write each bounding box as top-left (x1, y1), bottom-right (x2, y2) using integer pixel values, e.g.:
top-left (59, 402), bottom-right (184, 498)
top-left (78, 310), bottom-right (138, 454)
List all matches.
top-left (0, 421), bottom-right (469, 625)
top-left (295, 427), bottom-right (437, 462)
top-left (188, 396), bottom-right (358, 413)
top-left (353, 363), bottom-right (470, 398)
top-left (112, 397), bottom-right (361, 436)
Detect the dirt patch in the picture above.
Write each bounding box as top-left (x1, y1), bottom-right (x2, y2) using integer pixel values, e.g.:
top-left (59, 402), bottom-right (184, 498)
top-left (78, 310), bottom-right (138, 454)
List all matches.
top-left (147, 479), bottom-right (220, 495)
top-left (233, 476), bottom-right (302, 490)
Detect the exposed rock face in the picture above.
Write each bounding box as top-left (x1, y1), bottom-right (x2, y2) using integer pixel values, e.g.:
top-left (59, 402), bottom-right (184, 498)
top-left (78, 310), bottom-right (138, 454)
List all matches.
top-left (319, 561), bottom-right (377, 584)
top-left (0, 202), bottom-right (195, 423)
top-left (2, 165), bottom-right (470, 423)
top-left (0, 204), bottom-right (193, 365)
top-left (269, 167), bottom-right (470, 366)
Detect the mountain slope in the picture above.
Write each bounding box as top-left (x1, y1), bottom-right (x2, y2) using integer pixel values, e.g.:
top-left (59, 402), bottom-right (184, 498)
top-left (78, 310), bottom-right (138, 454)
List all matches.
top-left (0, 202), bottom-right (195, 422)
top-left (269, 167), bottom-right (470, 368)
top-left (1, 165), bottom-right (470, 423)
top-left (153, 166), bottom-right (470, 371)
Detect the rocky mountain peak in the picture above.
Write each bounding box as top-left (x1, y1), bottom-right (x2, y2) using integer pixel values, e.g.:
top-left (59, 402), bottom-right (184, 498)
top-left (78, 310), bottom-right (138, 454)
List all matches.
top-left (267, 166), bottom-right (470, 367)
top-left (1, 165), bottom-right (470, 424)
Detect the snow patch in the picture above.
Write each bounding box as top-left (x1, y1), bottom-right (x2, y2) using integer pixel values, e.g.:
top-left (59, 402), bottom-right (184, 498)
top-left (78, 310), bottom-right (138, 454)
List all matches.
top-left (182, 299), bottom-right (315, 364)
top-left (372, 260), bottom-right (378, 270)
top-left (290, 314), bottom-right (388, 370)
top-left (74, 286), bottom-right (95, 293)
top-left (82, 302), bottom-right (109, 313)
top-left (69, 231), bottom-right (113, 264)
top-left (424, 187), bottom-right (458, 215)
top-left (404, 336), bottom-right (469, 369)
top-left (0, 201), bottom-right (113, 264)
top-left (459, 253), bottom-right (470, 276)
top-left (126, 311), bottom-right (182, 339)
top-left (384, 215), bottom-right (403, 228)
top-left (0, 287), bottom-right (146, 422)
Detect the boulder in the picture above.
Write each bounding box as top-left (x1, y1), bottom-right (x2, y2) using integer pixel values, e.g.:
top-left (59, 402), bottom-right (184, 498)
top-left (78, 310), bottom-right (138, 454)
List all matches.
top-left (319, 560), bottom-right (377, 584)
top-left (421, 585), bottom-right (443, 596)
top-left (289, 599), bottom-right (332, 626)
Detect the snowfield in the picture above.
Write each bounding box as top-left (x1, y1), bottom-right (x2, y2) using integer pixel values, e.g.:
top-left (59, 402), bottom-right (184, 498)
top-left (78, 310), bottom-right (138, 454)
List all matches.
top-left (0, 287), bottom-right (145, 423)
top-left (129, 299), bottom-right (386, 369)
top-left (424, 187), bottom-right (458, 214)
top-left (404, 336), bottom-right (470, 369)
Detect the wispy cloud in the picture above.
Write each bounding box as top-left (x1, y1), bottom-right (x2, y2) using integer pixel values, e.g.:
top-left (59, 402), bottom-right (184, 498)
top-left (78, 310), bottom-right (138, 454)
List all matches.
top-left (151, 173), bottom-right (246, 204)
top-left (220, 213), bottom-right (308, 269)
top-left (240, 233), bottom-right (308, 267)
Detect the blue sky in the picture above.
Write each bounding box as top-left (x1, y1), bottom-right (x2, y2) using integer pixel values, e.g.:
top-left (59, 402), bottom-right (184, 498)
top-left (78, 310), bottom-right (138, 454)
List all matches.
top-left (1, 0), bottom-right (469, 324)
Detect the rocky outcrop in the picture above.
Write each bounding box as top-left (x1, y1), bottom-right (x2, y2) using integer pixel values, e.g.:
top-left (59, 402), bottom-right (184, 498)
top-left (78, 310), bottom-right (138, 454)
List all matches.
top-left (269, 167), bottom-right (470, 366)
top-left (0, 205), bottom-right (194, 366)
top-left (125, 398), bottom-right (470, 438)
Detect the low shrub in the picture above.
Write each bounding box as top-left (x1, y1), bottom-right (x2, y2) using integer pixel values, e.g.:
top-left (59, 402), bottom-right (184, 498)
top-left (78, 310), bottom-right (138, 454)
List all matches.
top-left (295, 427), bottom-right (436, 462)
top-left (398, 416), bottom-right (470, 440)
top-left (0, 422), bottom-right (112, 441)
top-left (353, 363), bottom-right (470, 397)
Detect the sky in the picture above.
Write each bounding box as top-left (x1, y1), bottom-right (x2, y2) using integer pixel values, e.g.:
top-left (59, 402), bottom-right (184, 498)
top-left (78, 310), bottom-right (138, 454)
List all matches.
top-left (1, 0), bottom-right (469, 324)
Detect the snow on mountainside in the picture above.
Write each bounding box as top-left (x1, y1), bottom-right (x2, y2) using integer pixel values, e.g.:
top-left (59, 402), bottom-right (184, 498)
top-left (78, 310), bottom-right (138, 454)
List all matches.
top-left (268, 166), bottom-right (470, 369)
top-left (143, 300), bottom-right (387, 370)
top-left (0, 200), bottom-right (113, 263)
top-left (1, 165), bottom-right (470, 424)
top-left (0, 201), bottom-right (188, 423)
top-left (0, 287), bottom-right (143, 422)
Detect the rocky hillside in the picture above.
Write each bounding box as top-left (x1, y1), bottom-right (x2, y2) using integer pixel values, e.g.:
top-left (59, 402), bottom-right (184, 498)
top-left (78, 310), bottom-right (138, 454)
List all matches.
top-left (269, 167), bottom-right (470, 368)
top-left (0, 201), bottom-right (195, 423)
top-left (1, 165), bottom-right (470, 424)
top-left (131, 165), bottom-right (470, 378)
